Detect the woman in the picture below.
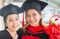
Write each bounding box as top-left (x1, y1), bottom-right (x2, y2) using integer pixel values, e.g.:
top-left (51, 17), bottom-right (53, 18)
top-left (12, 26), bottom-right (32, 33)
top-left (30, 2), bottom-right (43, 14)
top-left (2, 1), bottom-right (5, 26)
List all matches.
top-left (0, 4), bottom-right (21, 39)
top-left (18, 0), bottom-right (49, 39)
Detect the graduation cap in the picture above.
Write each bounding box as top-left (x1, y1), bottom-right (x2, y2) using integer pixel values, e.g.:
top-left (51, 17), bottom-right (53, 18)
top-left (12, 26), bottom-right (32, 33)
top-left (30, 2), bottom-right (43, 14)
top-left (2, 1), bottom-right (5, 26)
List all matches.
top-left (20, 0), bottom-right (48, 26)
top-left (0, 4), bottom-right (21, 17)
top-left (20, 0), bottom-right (48, 12)
top-left (0, 4), bottom-right (21, 22)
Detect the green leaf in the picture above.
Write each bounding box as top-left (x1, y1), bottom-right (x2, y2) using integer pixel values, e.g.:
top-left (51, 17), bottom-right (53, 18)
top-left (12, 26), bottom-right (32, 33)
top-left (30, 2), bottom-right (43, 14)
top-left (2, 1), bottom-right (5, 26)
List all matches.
top-left (50, 21), bottom-right (55, 24)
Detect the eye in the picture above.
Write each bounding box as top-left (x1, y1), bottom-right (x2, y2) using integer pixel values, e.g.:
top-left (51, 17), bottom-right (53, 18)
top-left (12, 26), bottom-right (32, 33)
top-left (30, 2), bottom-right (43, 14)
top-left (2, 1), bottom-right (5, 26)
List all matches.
top-left (27, 14), bottom-right (30, 17)
top-left (15, 18), bottom-right (19, 21)
top-left (33, 13), bottom-right (36, 16)
top-left (9, 20), bottom-right (13, 22)
top-left (16, 18), bottom-right (18, 20)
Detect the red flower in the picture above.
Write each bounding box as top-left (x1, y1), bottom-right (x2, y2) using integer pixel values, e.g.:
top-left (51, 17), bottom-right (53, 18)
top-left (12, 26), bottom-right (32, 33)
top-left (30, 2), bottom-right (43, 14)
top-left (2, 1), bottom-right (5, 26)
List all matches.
top-left (55, 18), bottom-right (59, 21)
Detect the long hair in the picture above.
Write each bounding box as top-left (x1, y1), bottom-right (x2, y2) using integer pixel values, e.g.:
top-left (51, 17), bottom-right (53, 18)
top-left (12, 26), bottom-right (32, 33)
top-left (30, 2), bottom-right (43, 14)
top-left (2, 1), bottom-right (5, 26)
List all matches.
top-left (23, 10), bottom-right (42, 32)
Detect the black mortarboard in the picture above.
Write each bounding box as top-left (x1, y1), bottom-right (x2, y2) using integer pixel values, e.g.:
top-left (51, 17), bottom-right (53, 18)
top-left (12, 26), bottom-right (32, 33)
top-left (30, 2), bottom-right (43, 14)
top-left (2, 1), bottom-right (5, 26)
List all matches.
top-left (20, 0), bottom-right (48, 12)
top-left (0, 4), bottom-right (21, 17)
top-left (0, 4), bottom-right (21, 22)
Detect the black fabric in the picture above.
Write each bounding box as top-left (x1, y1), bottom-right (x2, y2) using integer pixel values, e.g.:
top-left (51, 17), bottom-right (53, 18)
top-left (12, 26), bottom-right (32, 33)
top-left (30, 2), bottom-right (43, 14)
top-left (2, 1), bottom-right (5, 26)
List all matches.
top-left (0, 4), bottom-right (21, 17)
top-left (25, 30), bottom-right (49, 39)
top-left (17, 29), bottom-right (49, 39)
top-left (26, 1), bottom-right (41, 12)
top-left (0, 30), bottom-right (12, 39)
top-left (20, 0), bottom-right (48, 12)
top-left (17, 29), bottom-right (24, 39)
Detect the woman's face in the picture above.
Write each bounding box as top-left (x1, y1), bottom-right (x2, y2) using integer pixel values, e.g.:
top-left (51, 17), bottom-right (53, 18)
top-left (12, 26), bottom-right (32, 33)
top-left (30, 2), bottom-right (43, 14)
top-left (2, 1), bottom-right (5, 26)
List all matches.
top-left (26, 9), bottom-right (42, 26)
top-left (6, 14), bottom-right (20, 31)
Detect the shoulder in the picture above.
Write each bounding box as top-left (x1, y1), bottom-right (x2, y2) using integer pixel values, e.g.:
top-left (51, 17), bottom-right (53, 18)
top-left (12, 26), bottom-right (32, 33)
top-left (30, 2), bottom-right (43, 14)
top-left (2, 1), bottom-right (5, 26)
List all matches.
top-left (17, 28), bottom-right (25, 39)
top-left (0, 30), bottom-right (8, 39)
top-left (0, 30), bottom-right (7, 35)
top-left (17, 28), bottom-right (24, 35)
top-left (0, 30), bottom-right (13, 39)
top-left (17, 28), bottom-right (24, 33)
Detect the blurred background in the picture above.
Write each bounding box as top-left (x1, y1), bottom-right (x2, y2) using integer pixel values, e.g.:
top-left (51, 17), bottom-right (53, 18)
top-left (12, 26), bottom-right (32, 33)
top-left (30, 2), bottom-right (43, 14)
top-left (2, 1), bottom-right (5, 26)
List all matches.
top-left (0, 0), bottom-right (60, 31)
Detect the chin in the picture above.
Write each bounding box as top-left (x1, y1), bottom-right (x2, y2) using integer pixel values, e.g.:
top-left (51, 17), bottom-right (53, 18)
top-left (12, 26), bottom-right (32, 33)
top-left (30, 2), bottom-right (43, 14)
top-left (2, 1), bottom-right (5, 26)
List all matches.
top-left (30, 24), bottom-right (36, 26)
top-left (12, 29), bottom-right (17, 32)
top-left (12, 28), bottom-right (19, 31)
top-left (30, 23), bottom-right (38, 26)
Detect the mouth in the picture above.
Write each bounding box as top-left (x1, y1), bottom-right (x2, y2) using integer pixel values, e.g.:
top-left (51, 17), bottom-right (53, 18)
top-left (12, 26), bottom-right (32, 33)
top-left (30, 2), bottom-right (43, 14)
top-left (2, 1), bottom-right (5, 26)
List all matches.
top-left (30, 21), bottom-right (35, 23)
top-left (12, 25), bottom-right (18, 28)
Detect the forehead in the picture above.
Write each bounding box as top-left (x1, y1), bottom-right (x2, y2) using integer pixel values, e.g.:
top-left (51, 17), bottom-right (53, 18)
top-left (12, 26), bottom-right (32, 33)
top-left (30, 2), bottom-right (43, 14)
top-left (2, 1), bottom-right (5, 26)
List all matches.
top-left (7, 14), bottom-right (18, 19)
top-left (26, 9), bottom-right (39, 14)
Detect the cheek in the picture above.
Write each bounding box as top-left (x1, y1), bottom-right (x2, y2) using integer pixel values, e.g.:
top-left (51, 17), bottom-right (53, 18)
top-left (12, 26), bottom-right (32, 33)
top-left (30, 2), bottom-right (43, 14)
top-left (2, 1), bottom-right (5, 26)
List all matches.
top-left (35, 16), bottom-right (41, 21)
top-left (6, 22), bottom-right (13, 27)
top-left (17, 21), bottom-right (20, 25)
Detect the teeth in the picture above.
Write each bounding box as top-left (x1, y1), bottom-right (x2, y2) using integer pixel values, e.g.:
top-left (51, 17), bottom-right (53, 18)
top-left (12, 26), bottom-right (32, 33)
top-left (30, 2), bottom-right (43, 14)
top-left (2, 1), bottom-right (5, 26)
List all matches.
top-left (12, 26), bottom-right (18, 28)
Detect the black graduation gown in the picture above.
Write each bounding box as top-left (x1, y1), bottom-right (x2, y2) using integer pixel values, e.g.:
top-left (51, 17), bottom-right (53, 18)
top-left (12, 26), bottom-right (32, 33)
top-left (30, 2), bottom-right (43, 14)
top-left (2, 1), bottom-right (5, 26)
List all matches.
top-left (17, 29), bottom-right (49, 39)
top-left (0, 30), bottom-right (13, 39)
top-left (17, 29), bottom-right (24, 39)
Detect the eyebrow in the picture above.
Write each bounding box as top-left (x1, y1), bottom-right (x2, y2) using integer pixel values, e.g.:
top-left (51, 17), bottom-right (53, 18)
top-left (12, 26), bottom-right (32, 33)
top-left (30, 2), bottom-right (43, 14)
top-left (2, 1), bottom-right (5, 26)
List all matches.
top-left (8, 16), bottom-right (19, 19)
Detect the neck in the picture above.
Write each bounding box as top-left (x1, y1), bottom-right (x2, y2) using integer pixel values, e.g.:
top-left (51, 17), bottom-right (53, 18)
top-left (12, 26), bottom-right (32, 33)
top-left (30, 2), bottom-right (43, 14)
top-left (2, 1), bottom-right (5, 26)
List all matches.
top-left (31, 23), bottom-right (40, 27)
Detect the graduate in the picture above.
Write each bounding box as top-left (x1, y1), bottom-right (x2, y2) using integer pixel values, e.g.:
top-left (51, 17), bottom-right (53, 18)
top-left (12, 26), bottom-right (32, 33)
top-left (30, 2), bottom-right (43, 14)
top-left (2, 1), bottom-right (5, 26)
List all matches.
top-left (18, 0), bottom-right (49, 39)
top-left (0, 4), bottom-right (21, 39)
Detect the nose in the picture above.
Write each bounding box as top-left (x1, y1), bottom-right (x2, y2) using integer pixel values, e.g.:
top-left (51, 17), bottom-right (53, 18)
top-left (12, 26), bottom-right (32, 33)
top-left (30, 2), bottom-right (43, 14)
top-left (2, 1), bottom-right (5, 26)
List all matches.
top-left (13, 20), bottom-right (17, 25)
top-left (30, 16), bottom-right (34, 21)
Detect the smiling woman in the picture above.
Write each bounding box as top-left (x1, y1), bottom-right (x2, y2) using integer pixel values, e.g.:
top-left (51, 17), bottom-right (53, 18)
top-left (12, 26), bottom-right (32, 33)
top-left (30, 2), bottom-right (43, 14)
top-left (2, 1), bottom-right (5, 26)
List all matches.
top-left (0, 4), bottom-right (21, 39)
top-left (17, 0), bottom-right (49, 39)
